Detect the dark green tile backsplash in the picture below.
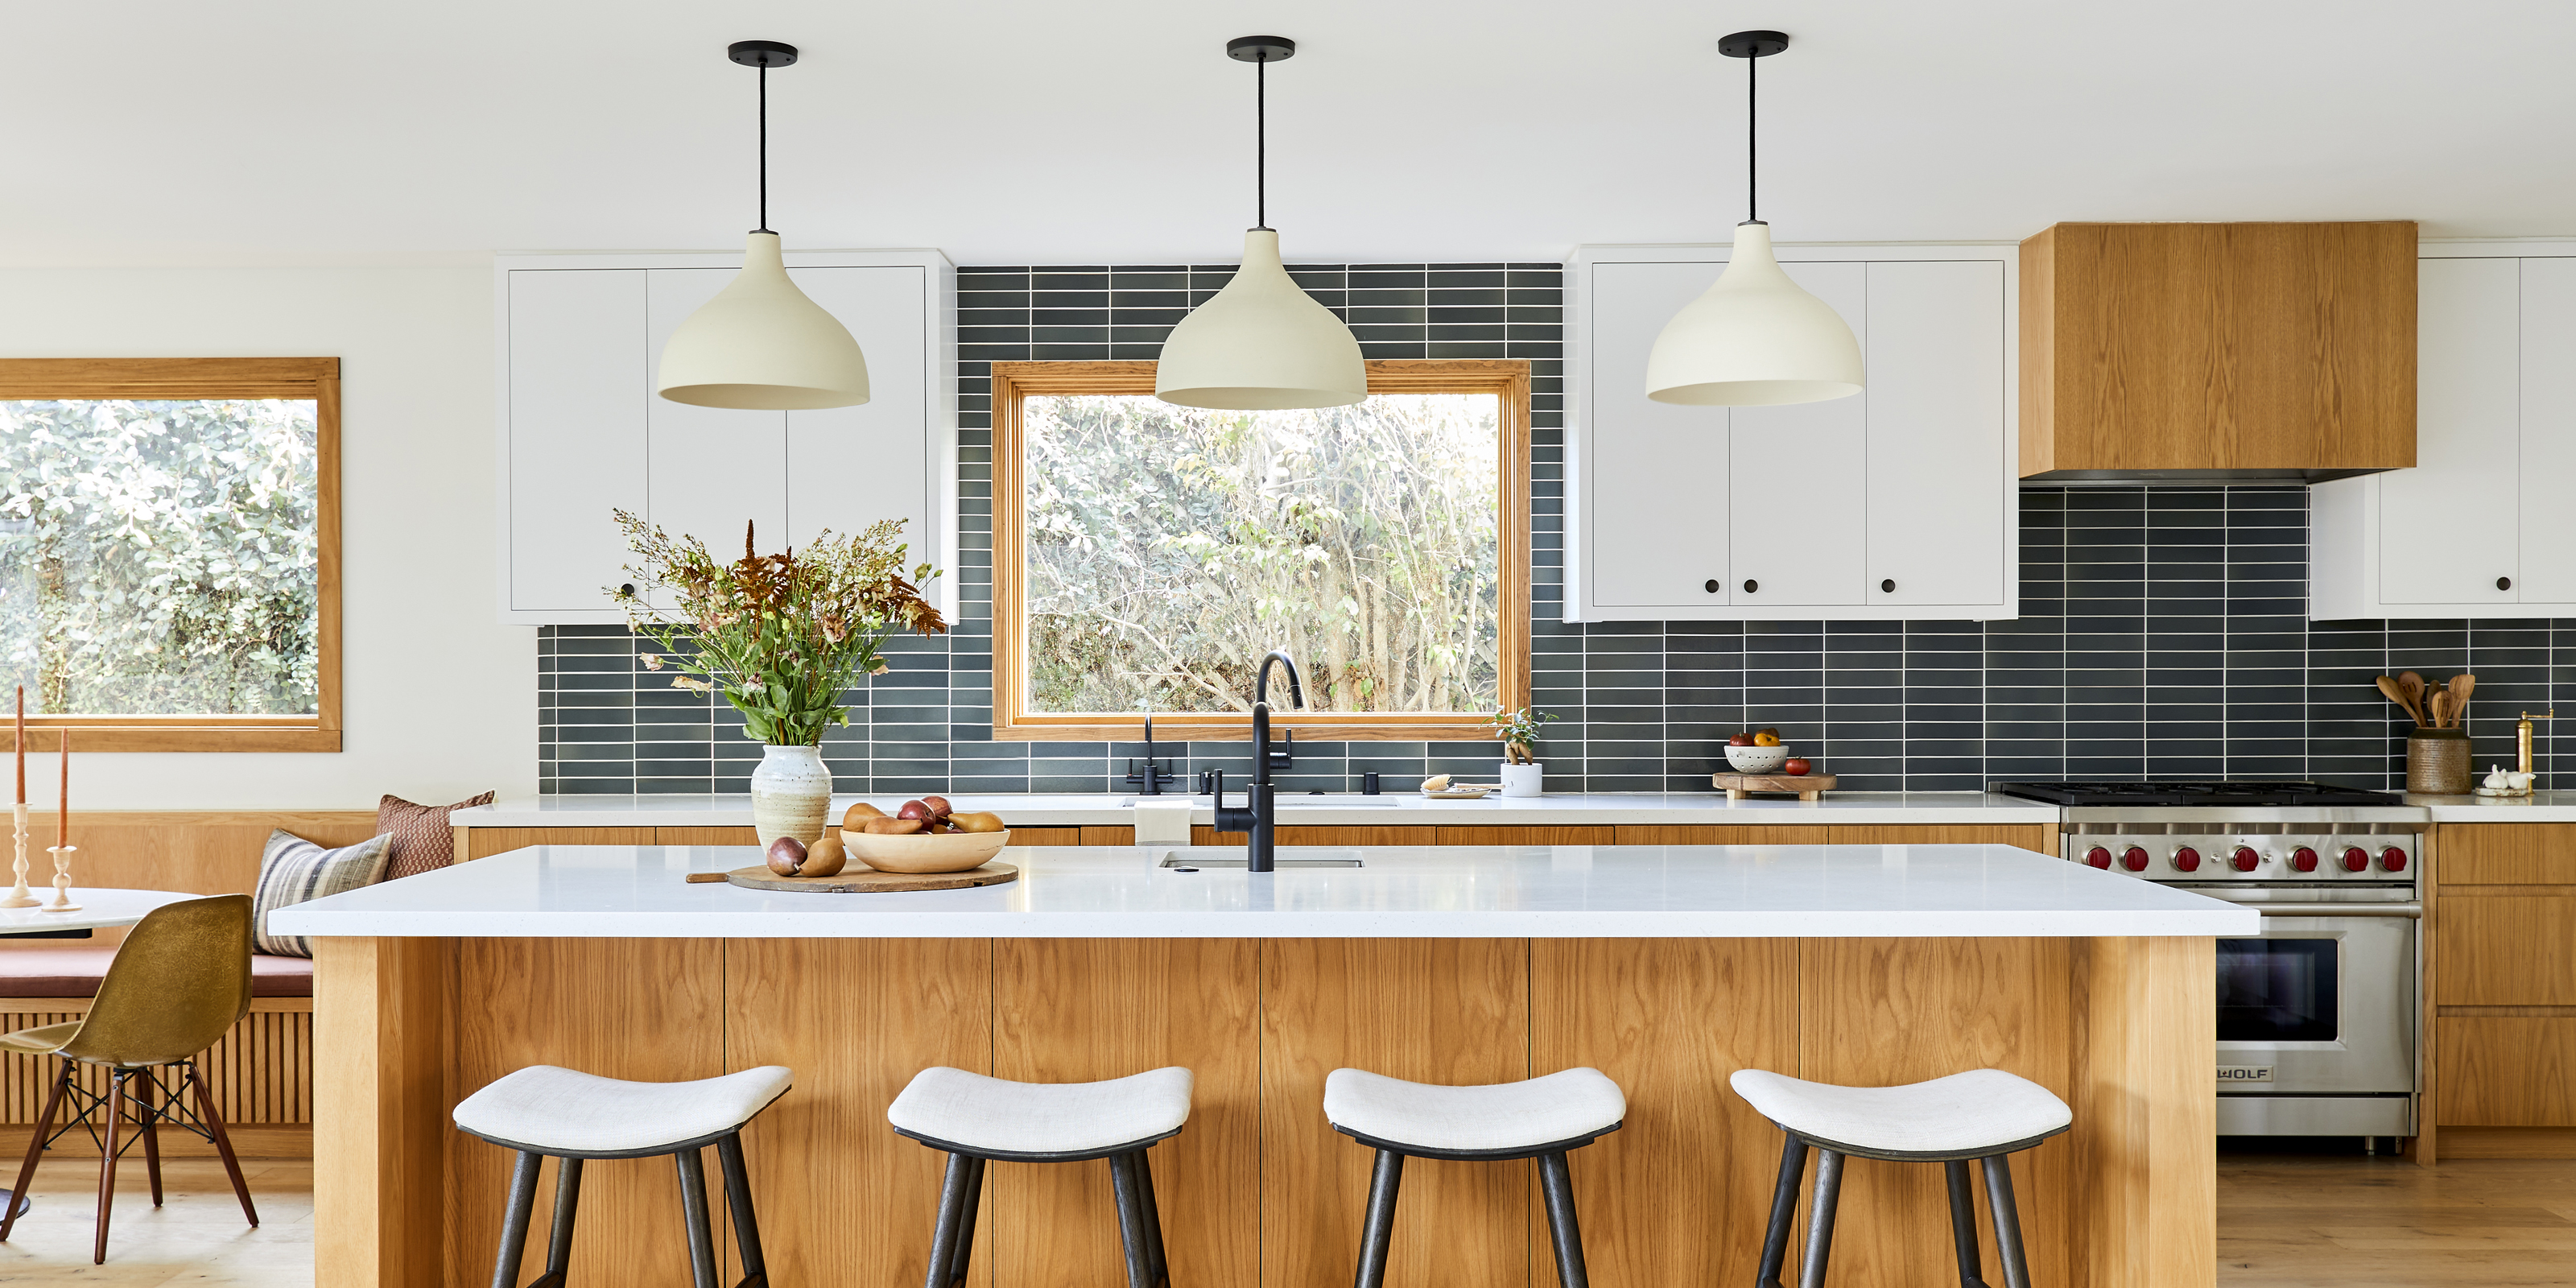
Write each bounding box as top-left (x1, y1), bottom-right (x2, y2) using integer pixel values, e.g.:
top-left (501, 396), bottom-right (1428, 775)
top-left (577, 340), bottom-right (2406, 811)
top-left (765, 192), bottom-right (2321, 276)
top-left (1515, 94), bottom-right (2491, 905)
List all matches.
top-left (537, 262), bottom-right (2568, 795)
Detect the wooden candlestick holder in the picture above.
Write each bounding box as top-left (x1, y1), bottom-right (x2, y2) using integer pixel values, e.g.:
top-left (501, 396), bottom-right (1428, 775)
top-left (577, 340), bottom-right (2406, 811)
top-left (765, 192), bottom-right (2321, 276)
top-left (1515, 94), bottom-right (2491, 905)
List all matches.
top-left (3, 805), bottom-right (35, 909)
top-left (44, 845), bottom-right (78, 913)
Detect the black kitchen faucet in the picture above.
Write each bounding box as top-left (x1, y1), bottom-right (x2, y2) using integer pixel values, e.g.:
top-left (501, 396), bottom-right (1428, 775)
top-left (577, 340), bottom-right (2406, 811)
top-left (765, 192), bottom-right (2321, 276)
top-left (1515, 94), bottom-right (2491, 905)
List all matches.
top-left (1212, 650), bottom-right (1305, 871)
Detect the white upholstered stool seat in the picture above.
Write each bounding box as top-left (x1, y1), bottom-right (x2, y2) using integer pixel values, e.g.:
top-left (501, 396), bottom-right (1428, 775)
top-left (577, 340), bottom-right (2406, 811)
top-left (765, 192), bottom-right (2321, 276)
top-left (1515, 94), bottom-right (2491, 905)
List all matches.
top-left (1326, 1067), bottom-right (1625, 1156)
top-left (452, 1063), bottom-right (794, 1156)
top-left (889, 1065), bottom-right (1194, 1158)
top-left (1728, 1067), bottom-right (2070, 1158)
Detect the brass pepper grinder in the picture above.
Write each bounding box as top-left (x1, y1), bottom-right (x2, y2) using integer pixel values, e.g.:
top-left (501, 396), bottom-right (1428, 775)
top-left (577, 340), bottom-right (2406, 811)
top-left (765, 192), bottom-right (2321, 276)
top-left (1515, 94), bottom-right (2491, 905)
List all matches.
top-left (2520, 710), bottom-right (2555, 781)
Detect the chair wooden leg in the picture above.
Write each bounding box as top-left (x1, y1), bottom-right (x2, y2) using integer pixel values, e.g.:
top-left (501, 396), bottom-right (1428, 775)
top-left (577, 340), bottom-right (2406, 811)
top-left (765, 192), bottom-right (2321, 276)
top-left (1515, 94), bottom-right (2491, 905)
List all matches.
top-left (527, 1156), bottom-right (582, 1288)
top-left (948, 1154), bottom-right (985, 1288)
top-left (186, 1060), bottom-right (258, 1227)
top-left (0, 1058), bottom-right (69, 1242)
top-left (1538, 1151), bottom-right (1592, 1288)
top-left (1979, 1155), bottom-right (2033, 1288)
top-left (1133, 1147), bottom-right (1169, 1288)
top-left (717, 1133), bottom-right (770, 1288)
top-left (1354, 1149), bottom-right (1405, 1288)
top-left (1944, 1159), bottom-right (1988, 1288)
top-left (675, 1146), bottom-right (720, 1288)
top-left (135, 1069), bottom-right (163, 1208)
top-left (1796, 1150), bottom-right (1845, 1288)
top-left (923, 1152), bottom-right (978, 1288)
top-left (94, 1069), bottom-right (126, 1265)
top-left (1108, 1150), bottom-right (1158, 1288)
top-left (1755, 1133), bottom-right (1808, 1288)
top-left (492, 1150), bottom-right (544, 1288)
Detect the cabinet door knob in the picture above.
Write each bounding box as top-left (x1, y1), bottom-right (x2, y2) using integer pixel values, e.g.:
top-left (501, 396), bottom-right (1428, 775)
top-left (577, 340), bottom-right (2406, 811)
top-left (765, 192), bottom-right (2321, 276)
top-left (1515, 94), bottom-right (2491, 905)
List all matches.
top-left (1704, 579), bottom-right (1721, 594)
top-left (1742, 579), bottom-right (1759, 594)
top-left (1880, 578), bottom-right (1896, 593)
top-left (2499, 576), bottom-right (2513, 591)
top-left (619, 583), bottom-right (637, 597)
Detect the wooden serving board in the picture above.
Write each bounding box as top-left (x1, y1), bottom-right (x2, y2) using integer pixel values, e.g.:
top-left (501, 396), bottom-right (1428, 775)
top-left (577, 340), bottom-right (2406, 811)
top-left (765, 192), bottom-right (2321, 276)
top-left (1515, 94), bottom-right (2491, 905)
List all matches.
top-left (1711, 772), bottom-right (1839, 802)
top-left (722, 863), bottom-right (1018, 894)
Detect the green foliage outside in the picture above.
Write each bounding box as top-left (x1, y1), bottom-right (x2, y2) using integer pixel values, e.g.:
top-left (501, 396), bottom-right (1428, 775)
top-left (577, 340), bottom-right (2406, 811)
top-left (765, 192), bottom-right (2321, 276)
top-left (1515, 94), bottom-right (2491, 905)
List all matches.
top-left (0, 399), bottom-right (319, 715)
top-left (1024, 394), bottom-right (1501, 714)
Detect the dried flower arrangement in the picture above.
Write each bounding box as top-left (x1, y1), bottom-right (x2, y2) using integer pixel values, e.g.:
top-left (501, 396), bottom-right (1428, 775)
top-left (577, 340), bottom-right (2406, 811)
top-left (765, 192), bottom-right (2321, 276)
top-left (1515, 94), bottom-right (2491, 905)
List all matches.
top-left (612, 512), bottom-right (947, 746)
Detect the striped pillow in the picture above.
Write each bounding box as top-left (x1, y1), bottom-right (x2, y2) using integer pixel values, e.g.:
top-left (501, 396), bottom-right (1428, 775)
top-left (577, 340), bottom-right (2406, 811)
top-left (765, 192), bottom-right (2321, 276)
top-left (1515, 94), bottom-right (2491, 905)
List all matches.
top-left (252, 829), bottom-right (392, 958)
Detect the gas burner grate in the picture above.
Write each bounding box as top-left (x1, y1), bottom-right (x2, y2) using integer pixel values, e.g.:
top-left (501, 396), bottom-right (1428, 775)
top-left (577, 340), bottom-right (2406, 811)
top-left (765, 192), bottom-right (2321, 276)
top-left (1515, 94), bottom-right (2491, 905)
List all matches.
top-left (1990, 781), bottom-right (2405, 808)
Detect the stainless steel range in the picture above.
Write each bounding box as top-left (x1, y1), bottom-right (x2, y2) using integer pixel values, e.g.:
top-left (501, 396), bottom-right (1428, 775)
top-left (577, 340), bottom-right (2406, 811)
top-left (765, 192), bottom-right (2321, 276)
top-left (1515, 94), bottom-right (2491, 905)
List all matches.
top-left (1993, 781), bottom-right (2429, 1141)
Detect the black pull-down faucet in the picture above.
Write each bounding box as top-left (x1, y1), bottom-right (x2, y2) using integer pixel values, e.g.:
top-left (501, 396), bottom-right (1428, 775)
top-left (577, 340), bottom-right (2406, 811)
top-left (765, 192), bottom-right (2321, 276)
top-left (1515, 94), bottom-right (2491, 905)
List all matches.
top-left (1213, 650), bottom-right (1305, 871)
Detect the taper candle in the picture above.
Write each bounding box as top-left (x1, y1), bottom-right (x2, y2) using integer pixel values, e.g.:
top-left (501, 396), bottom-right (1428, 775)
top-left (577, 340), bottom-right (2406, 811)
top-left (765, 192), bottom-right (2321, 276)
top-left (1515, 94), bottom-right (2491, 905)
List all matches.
top-left (55, 729), bottom-right (66, 849)
top-left (12, 686), bottom-right (22, 805)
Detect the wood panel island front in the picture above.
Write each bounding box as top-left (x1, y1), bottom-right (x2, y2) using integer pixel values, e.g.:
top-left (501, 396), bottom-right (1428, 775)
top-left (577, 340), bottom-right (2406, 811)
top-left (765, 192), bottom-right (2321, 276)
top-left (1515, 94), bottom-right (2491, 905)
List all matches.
top-left (279, 842), bottom-right (2248, 1288)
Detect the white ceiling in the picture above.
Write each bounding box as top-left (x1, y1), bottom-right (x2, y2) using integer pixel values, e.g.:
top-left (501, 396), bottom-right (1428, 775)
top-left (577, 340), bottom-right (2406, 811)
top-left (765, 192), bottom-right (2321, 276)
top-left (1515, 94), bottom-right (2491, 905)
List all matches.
top-left (6, 0), bottom-right (2572, 266)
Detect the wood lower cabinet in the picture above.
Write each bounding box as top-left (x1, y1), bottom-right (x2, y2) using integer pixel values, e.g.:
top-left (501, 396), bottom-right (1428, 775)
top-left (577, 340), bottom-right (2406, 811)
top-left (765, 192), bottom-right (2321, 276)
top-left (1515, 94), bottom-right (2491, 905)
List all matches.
top-left (2430, 824), bottom-right (2576, 1158)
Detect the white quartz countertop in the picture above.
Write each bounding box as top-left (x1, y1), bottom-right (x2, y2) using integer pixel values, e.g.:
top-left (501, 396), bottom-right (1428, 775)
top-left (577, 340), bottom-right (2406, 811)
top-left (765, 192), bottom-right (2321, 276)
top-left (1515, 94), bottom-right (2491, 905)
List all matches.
top-left (2411, 790), bottom-right (2576, 822)
top-left (449, 791), bottom-right (2060, 828)
top-left (272, 842), bottom-right (2252, 939)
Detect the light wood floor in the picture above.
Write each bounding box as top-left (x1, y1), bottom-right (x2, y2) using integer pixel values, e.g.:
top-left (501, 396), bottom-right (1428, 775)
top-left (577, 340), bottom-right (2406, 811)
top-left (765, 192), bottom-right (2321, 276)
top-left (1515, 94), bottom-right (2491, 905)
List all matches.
top-left (0, 1151), bottom-right (2566, 1285)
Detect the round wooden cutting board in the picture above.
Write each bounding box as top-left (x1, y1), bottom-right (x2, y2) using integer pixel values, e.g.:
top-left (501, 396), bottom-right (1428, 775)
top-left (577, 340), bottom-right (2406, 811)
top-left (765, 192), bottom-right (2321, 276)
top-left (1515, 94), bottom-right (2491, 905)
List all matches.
top-left (722, 863), bottom-right (1019, 894)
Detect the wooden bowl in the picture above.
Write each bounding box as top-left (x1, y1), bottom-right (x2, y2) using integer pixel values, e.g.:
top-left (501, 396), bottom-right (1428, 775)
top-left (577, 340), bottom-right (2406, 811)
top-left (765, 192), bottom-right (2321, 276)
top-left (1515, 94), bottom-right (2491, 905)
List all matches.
top-left (841, 828), bottom-right (1010, 873)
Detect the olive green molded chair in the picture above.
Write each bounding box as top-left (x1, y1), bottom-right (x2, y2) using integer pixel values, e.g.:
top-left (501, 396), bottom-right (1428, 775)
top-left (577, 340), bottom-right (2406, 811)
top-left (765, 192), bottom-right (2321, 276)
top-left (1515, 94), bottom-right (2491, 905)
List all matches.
top-left (0, 894), bottom-right (260, 1264)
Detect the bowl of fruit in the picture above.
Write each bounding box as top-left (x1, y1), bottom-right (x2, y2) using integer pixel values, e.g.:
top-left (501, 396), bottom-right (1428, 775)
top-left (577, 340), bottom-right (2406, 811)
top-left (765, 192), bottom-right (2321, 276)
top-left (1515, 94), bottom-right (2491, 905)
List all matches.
top-left (1724, 729), bottom-right (1790, 774)
top-left (840, 796), bottom-right (1011, 873)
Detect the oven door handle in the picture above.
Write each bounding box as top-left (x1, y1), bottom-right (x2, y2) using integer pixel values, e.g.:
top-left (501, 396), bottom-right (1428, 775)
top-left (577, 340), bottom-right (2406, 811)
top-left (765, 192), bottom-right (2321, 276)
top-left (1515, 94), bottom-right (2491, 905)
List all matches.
top-left (2248, 902), bottom-right (2421, 919)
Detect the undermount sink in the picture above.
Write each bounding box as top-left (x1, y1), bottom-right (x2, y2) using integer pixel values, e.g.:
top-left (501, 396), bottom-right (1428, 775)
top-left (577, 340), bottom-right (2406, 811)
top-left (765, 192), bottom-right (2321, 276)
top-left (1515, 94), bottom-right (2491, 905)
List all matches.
top-left (1158, 849), bottom-right (1364, 869)
top-left (1120, 796), bottom-right (1402, 807)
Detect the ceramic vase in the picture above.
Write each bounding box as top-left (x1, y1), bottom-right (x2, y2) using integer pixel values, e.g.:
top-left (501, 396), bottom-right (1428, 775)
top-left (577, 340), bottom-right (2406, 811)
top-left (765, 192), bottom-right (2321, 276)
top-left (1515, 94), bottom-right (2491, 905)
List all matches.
top-left (1499, 761), bottom-right (1545, 797)
top-left (751, 744), bottom-right (835, 845)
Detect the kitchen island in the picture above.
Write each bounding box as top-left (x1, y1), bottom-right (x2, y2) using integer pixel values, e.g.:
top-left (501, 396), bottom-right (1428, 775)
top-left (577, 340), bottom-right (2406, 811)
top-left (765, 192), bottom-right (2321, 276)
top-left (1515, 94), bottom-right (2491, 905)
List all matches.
top-left (286, 842), bottom-right (2247, 1288)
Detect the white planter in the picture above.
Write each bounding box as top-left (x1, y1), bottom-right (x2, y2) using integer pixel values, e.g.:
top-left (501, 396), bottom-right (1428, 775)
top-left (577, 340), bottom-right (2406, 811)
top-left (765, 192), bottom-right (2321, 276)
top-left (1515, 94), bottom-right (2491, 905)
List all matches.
top-left (750, 744), bottom-right (835, 845)
top-left (1499, 762), bottom-right (1545, 797)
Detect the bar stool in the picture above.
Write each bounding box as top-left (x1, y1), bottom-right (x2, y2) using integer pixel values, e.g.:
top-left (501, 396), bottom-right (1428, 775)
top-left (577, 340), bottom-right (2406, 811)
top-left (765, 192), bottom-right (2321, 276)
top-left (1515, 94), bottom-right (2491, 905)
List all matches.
top-left (1324, 1066), bottom-right (1625, 1288)
top-left (889, 1065), bottom-right (1194, 1288)
top-left (1729, 1067), bottom-right (2071, 1288)
top-left (453, 1063), bottom-right (793, 1288)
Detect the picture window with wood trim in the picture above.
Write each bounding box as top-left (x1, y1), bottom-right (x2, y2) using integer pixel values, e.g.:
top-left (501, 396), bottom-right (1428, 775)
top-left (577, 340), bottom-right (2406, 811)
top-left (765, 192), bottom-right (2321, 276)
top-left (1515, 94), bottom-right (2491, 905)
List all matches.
top-left (992, 360), bottom-right (1529, 741)
top-left (0, 358), bottom-right (341, 752)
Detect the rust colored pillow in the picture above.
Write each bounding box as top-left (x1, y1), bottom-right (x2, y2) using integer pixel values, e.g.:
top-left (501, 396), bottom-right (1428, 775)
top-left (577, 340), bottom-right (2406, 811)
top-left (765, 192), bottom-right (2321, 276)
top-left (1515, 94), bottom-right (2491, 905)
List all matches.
top-left (378, 791), bottom-right (496, 880)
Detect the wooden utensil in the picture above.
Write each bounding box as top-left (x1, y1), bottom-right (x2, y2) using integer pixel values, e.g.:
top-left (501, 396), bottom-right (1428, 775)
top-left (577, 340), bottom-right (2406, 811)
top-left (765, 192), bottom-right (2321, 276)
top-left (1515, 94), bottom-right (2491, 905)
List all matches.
top-left (2376, 675), bottom-right (2425, 726)
top-left (2430, 690), bottom-right (2453, 730)
top-left (2398, 671), bottom-right (2429, 724)
top-left (2449, 674), bottom-right (2475, 724)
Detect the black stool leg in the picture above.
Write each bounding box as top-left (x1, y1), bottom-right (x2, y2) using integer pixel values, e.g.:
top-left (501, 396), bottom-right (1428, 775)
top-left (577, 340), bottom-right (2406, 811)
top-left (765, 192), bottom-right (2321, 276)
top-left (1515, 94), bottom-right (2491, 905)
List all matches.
top-left (1133, 1147), bottom-right (1170, 1288)
top-left (717, 1133), bottom-right (770, 1288)
top-left (951, 1155), bottom-right (986, 1287)
top-left (1796, 1150), bottom-right (1844, 1288)
top-left (675, 1146), bottom-right (720, 1288)
top-left (1537, 1151), bottom-right (1591, 1288)
top-left (1754, 1133), bottom-right (1809, 1288)
top-left (924, 1152), bottom-right (980, 1288)
top-left (1109, 1150), bottom-right (1160, 1288)
top-left (1943, 1159), bottom-right (1988, 1288)
top-left (491, 1150), bottom-right (545, 1288)
top-left (1353, 1149), bottom-right (1405, 1288)
top-left (1979, 1155), bottom-right (2033, 1288)
top-left (527, 1156), bottom-right (581, 1288)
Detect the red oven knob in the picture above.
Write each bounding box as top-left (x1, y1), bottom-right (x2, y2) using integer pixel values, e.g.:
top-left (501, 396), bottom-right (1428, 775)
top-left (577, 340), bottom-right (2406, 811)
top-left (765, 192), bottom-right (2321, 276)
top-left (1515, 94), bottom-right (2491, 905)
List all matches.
top-left (2289, 846), bottom-right (2319, 873)
top-left (2380, 846), bottom-right (2409, 873)
top-left (2121, 846), bottom-right (2150, 872)
top-left (2172, 846), bottom-right (2202, 873)
top-left (2340, 846), bottom-right (2370, 873)
top-left (2084, 846), bottom-right (2113, 869)
top-left (2230, 845), bottom-right (2260, 872)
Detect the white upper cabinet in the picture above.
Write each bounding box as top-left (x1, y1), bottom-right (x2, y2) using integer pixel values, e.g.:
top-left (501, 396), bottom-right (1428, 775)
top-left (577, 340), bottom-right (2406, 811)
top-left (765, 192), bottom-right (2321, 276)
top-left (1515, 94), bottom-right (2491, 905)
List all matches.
top-left (495, 250), bottom-right (956, 625)
top-left (2311, 242), bottom-right (2576, 620)
top-left (1567, 244), bottom-right (2018, 621)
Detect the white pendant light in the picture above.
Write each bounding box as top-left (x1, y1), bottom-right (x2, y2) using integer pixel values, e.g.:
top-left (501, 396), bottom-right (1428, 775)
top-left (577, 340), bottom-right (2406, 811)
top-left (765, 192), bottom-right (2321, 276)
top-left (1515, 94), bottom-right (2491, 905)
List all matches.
top-left (658, 40), bottom-right (870, 411)
top-left (1646, 31), bottom-right (1863, 407)
top-left (1155, 35), bottom-right (1366, 411)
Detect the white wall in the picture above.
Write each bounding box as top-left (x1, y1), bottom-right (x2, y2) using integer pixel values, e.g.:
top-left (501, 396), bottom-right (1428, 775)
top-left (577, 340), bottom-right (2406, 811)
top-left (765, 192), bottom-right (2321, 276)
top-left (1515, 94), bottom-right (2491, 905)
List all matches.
top-left (0, 266), bottom-right (532, 808)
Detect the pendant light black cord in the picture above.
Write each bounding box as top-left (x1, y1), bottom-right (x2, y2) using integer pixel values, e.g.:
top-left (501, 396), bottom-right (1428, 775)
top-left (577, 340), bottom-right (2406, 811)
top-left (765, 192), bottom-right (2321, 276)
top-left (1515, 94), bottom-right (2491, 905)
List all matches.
top-left (1255, 56), bottom-right (1269, 230)
top-left (755, 64), bottom-right (772, 234)
top-left (1746, 52), bottom-right (1757, 224)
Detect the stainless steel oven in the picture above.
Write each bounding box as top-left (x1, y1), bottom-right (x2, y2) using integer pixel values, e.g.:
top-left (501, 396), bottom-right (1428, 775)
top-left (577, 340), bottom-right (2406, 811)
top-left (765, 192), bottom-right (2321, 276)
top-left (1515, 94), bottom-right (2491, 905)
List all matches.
top-left (1994, 782), bottom-right (2428, 1138)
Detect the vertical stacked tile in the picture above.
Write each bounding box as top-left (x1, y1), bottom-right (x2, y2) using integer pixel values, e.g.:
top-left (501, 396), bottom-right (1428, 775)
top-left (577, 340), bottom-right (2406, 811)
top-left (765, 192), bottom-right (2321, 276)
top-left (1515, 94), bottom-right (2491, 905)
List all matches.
top-left (2223, 487), bottom-right (2310, 777)
top-left (1825, 621), bottom-right (1903, 790)
top-left (2146, 489), bottom-right (2227, 778)
top-left (1984, 489), bottom-right (2068, 782)
top-left (2063, 489), bottom-right (2148, 778)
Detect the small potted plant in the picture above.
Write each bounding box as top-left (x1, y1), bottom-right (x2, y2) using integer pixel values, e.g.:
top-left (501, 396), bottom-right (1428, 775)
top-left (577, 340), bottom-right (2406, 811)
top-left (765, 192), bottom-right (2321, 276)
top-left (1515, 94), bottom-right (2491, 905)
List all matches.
top-left (614, 513), bottom-right (946, 844)
top-left (1489, 707), bottom-right (1558, 797)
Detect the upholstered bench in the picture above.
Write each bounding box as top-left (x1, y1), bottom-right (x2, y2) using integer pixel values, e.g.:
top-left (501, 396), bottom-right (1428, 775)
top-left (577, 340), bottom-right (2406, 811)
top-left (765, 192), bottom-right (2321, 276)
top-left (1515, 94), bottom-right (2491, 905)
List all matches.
top-left (0, 946), bottom-right (316, 1157)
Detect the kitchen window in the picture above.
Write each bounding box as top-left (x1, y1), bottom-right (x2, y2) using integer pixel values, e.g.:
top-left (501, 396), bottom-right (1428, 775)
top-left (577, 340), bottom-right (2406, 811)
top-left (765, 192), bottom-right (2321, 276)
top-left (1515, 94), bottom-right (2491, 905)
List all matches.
top-left (989, 359), bottom-right (1530, 741)
top-left (0, 357), bottom-right (341, 752)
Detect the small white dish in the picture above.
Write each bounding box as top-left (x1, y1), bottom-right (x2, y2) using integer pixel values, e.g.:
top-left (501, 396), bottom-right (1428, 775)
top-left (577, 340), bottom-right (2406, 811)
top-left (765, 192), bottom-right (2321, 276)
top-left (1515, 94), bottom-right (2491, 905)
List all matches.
top-left (1422, 787), bottom-right (1493, 800)
top-left (1724, 745), bottom-right (1791, 774)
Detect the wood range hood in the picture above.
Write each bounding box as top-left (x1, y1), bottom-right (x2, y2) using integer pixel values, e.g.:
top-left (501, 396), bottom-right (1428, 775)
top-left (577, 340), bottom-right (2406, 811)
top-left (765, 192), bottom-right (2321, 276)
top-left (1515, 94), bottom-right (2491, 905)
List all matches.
top-left (2019, 221), bottom-right (2418, 483)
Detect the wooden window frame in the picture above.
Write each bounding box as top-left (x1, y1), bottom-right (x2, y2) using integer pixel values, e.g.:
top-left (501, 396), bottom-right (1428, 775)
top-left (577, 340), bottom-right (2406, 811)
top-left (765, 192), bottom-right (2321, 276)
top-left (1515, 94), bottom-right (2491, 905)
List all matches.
top-left (990, 358), bottom-right (1530, 742)
top-left (0, 357), bottom-right (341, 753)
